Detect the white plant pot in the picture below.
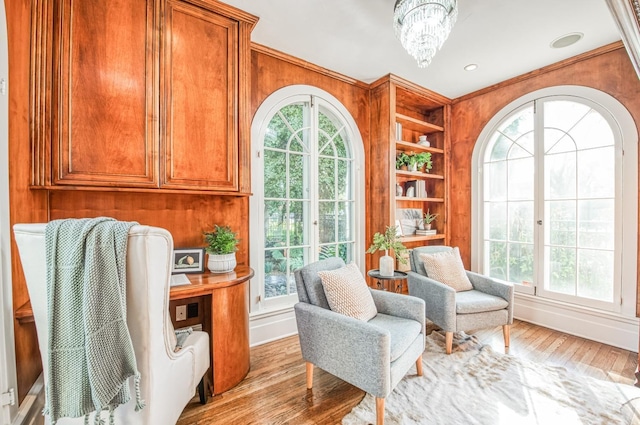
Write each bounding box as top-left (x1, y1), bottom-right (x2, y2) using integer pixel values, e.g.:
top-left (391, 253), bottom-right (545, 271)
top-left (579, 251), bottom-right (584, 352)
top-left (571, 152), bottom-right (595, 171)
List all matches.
top-left (207, 253), bottom-right (237, 273)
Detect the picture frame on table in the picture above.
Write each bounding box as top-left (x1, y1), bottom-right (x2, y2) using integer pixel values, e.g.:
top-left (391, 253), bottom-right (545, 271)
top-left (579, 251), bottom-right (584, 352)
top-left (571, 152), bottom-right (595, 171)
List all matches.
top-left (172, 247), bottom-right (205, 274)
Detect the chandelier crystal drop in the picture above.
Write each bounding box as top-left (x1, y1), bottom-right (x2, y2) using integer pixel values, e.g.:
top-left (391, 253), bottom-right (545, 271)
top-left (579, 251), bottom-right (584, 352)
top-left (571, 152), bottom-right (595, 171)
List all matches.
top-left (393, 0), bottom-right (458, 68)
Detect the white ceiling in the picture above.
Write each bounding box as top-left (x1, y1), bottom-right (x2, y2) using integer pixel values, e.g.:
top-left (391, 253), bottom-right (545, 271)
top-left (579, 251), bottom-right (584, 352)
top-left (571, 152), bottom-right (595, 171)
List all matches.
top-left (219, 0), bottom-right (622, 99)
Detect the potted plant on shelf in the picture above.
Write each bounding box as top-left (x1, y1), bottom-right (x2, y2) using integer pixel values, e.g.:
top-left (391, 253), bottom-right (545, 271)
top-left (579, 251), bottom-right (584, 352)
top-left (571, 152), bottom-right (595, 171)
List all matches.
top-left (396, 152), bottom-right (409, 170)
top-left (421, 210), bottom-right (438, 231)
top-left (204, 225), bottom-right (240, 273)
top-left (406, 154), bottom-right (420, 172)
top-left (366, 225), bottom-right (407, 277)
top-left (415, 152), bottom-right (432, 173)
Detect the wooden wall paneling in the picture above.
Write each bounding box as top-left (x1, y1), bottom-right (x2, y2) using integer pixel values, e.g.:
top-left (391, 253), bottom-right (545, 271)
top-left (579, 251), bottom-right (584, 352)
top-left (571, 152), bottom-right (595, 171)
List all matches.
top-left (9, 0), bottom-right (51, 402)
top-left (443, 103), bottom-right (451, 247)
top-left (161, 0), bottom-right (238, 191)
top-left (449, 46), bottom-right (640, 289)
top-left (366, 83), bottom-right (392, 280)
top-left (47, 191), bottom-right (250, 266)
top-left (51, 0), bottom-right (158, 187)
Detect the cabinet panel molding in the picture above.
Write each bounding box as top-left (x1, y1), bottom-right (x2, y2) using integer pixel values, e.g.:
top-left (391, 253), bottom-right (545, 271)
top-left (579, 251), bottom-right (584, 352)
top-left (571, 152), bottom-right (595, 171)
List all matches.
top-left (52, 0), bottom-right (159, 187)
top-left (161, 0), bottom-right (238, 190)
top-left (30, 0), bottom-right (257, 193)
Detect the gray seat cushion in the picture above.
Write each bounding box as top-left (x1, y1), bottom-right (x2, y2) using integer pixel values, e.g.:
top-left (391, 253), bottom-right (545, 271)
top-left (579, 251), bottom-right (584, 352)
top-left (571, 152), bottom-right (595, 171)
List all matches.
top-left (455, 290), bottom-right (508, 314)
top-left (368, 313), bottom-right (422, 362)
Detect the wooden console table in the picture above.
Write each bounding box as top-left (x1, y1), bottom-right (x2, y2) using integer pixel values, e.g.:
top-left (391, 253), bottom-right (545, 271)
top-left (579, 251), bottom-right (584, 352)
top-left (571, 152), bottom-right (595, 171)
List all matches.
top-left (170, 266), bottom-right (254, 395)
top-left (15, 266), bottom-right (255, 396)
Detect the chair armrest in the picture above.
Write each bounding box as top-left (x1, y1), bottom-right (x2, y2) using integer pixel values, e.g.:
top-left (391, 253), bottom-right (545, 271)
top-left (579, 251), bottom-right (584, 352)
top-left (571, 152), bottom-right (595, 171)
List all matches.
top-left (369, 289), bottom-right (425, 329)
top-left (466, 271), bottom-right (514, 302)
top-left (407, 271), bottom-right (457, 332)
top-left (294, 302), bottom-right (390, 397)
top-left (466, 271), bottom-right (514, 323)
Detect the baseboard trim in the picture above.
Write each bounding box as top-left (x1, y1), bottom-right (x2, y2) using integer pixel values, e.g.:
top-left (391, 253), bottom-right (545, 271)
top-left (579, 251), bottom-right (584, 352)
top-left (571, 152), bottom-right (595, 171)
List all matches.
top-left (11, 374), bottom-right (43, 425)
top-left (249, 307), bottom-right (298, 347)
top-left (514, 293), bottom-right (639, 352)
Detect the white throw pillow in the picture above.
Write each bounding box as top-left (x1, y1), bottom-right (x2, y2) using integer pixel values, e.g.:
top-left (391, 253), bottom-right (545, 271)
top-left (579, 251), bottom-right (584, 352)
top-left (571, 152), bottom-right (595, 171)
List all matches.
top-left (419, 247), bottom-right (473, 292)
top-left (317, 262), bottom-right (378, 321)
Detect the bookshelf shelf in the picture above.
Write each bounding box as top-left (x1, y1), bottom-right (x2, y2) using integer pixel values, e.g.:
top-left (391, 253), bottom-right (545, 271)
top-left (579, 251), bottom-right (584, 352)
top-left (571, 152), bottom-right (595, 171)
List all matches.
top-left (399, 234), bottom-right (446, 243)
top-left (396, 197), bottom-right (445, 202)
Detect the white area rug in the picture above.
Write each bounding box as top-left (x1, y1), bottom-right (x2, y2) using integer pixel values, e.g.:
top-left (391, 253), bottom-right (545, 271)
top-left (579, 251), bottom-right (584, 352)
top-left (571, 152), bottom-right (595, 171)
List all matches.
top-left (343, 332), bottom-right (640, 425)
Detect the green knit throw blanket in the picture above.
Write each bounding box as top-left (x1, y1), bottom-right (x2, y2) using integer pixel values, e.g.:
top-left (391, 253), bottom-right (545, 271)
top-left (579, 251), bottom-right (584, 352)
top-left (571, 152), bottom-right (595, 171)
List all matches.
top-left (45, 218), bottom-right (143, 425)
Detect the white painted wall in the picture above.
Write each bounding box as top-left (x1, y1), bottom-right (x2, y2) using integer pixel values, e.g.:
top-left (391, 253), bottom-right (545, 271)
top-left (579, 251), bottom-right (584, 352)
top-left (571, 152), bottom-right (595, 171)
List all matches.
top-left (0, 0), bottom-right (18, 423)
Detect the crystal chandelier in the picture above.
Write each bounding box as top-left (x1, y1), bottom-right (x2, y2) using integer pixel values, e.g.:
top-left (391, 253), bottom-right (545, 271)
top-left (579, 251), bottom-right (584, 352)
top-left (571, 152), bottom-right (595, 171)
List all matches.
top-left (393, 0), bottom-right (458, 68)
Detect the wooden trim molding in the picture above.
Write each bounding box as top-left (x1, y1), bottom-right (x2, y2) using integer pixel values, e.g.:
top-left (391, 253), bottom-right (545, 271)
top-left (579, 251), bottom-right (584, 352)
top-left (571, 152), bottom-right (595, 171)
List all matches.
top-left (453, 41), bottom-right (626, 104)
top-left (605, 0), bottom-right (640, 79)
top-left (250, 42), bottom-right (370, 89)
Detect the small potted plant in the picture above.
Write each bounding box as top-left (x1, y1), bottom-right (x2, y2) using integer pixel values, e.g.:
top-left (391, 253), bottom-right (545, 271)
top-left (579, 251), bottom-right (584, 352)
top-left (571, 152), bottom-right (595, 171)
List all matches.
top-left (204, 225), bottom-right (240, 273)
top-left (366, 225), bottom-right (407, 277)
top-left (406, 153), bottom-right (420, 172)
top-left (421, 210), bottom-right (438, 231)
top-left (396, 152), bottom-right (410, 170)
top-left (414, 152), bottom-right (432, 173)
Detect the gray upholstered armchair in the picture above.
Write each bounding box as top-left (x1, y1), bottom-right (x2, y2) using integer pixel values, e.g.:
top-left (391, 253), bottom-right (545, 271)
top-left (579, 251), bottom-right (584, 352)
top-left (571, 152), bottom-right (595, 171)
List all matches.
top-left (407, 246), bottom-right (514, 355)
top-left (294, 258), bottom-right (425, 425)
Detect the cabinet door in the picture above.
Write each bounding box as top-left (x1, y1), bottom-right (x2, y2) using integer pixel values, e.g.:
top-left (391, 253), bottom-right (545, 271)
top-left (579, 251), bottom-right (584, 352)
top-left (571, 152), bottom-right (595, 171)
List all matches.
top-left (161, 0), bottom-right (239, 191)
top-left (52, 0), bottom-right (159, 187)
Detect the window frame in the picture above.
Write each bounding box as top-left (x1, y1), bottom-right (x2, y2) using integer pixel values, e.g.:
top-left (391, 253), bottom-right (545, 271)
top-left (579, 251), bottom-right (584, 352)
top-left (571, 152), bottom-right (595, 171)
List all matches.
top-left (249, 85), bottom-right (365, 315)
top-left (472, 86), bottom-right (638, 315)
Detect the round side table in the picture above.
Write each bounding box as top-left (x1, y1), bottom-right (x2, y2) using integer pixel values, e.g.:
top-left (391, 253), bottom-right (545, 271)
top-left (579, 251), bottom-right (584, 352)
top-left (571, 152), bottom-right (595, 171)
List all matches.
top-left (367, 269), bottom-right (408, 293)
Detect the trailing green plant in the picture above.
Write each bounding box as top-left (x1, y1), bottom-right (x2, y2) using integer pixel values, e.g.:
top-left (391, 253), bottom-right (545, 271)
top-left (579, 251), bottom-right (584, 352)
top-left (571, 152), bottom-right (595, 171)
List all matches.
top-left (204, 225), bottom-right (240, 255)
top-left (423, 209), bottom-right (438, 225)
top-left (366, 225), bottom-right (407, 264)
top-left (395, 152), bottom-right (410, 169)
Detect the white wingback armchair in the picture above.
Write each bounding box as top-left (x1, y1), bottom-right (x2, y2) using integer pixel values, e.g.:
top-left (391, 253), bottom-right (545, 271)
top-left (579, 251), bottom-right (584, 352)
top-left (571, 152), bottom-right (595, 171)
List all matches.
top-left (13, 223), bottom-right (210, 425)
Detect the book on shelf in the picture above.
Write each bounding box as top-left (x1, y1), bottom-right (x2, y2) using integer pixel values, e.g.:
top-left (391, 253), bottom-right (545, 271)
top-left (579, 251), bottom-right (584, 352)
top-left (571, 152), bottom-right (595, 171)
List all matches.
top-left (415, 229), bottom-right (437, 236)
top-left (396, 122), bottom-right (402, 141)
top-left (403, 180), bottom-right (427, 198)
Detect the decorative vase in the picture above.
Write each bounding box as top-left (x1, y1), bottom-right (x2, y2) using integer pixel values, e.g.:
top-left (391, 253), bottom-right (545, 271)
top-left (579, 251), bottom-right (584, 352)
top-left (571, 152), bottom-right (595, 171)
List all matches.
top-left (408, 162), bottom-right (418, 172)
top-left (405, 186), bottom-right (415, 198)
top-left (424, 223), bottom-right (432, 231)
top-left (396, 183), bottom-right (403, 197)
top-left (207, 253), bottom-right (237, 273)
top-left (418, 135), bottom-right (430, 147)
top-left (379, 250), bottom-right (394, 277)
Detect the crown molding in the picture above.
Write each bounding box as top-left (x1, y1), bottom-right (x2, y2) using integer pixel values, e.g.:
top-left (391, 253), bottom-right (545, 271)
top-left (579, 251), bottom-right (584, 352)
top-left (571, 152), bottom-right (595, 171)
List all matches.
top-left (605, 0), bottom-right (640, 78)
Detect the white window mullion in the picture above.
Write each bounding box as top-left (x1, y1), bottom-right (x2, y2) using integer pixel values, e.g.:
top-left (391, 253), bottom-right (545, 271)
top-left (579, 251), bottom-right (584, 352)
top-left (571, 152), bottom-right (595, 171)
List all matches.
top-left (533, 99), bottom-right (545, 295)
top-left (309, 95), bottom-right (320, 263)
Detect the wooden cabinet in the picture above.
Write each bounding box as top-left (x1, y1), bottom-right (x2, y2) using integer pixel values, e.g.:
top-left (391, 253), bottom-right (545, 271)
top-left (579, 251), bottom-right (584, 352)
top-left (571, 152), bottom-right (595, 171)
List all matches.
top-left (369, 75), bottom-right (451, 267)
top-left (31, 0), bottom-right (257, 194)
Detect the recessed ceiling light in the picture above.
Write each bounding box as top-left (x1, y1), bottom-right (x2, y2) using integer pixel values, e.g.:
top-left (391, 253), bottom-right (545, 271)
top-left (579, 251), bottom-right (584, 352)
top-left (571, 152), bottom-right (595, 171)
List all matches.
top-left (550, 32), bottom-right (583, 49)
top-left (464, 64), bottom-right (478, 71)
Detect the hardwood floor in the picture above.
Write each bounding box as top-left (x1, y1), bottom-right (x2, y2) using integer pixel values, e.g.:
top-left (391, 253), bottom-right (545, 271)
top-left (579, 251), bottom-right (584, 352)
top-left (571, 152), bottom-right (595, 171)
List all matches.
top-left (177, 319), bottom-right (638, 425)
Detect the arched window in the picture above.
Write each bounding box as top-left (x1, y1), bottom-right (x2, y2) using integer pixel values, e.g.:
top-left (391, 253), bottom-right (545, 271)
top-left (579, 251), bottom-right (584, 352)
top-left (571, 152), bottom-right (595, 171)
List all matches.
top-left (250, 86), bottom-right (365, 312)
top-left (473, 87), bottom-right (637, 313)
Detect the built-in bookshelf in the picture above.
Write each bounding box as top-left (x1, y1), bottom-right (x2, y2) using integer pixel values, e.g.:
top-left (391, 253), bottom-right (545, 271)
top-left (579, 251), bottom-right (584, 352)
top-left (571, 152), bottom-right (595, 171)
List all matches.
top-left (368, 74), bottom-right (450, 264)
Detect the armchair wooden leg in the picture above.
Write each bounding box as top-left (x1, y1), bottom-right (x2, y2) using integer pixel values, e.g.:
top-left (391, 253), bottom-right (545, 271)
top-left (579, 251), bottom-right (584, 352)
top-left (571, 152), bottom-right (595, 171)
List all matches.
top-left (415, 354), bottom-right (423, 376)
top-left (198, 377), bottom-right (207, 405)
top-left (306, 362), bottom-right (314, 389)
top-left (376, 397), bottom-right (385, 425)
top-left (445, 332), bottom-right (453, 354)
top-left (503, 324), bottom-right (511, 347)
